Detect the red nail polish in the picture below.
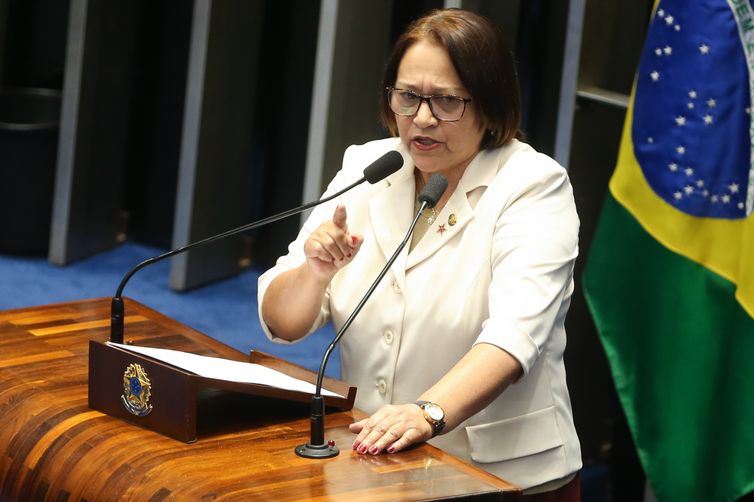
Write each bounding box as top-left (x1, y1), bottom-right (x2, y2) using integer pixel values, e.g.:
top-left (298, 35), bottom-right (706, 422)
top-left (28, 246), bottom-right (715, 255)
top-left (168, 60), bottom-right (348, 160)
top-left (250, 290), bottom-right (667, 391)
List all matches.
top-left (387, 446), bottom-right (395, 453)
top-left (352, 441), bottom-right (360, 450)
top-left (351, 236), bottom-right (357, 244)
top-left (369, 446), bottom-right (379, 454)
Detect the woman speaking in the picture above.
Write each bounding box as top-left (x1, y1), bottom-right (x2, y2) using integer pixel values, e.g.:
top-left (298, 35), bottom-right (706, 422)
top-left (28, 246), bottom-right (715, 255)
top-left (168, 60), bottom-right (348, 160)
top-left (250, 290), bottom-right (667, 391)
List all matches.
top-left (258, 8), bottom-right (582, 498)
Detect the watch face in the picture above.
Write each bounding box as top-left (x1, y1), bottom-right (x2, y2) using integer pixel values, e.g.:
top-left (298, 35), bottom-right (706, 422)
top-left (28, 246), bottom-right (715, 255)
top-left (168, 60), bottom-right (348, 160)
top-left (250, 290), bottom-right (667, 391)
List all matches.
top-left (425, 403), bottom-right (444, 421)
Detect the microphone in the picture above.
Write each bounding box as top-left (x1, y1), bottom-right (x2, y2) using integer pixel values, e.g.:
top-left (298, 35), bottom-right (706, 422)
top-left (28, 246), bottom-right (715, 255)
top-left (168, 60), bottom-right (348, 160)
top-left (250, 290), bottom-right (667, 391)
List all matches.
top-left (110, 150), bottom-right (404, 343)
top-left (295, 173), bottom-right (448, 459)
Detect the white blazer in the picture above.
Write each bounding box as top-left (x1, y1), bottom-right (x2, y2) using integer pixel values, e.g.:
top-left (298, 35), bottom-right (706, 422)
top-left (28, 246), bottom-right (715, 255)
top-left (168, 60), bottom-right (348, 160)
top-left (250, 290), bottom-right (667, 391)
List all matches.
top-left (258, 137), bottom-right (582, 489)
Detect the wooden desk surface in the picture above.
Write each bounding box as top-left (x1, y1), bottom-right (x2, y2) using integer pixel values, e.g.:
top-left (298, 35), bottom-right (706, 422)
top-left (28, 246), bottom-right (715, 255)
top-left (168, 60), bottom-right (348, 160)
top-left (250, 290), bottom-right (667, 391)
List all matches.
top-left (0, 298), bottom-right (520, 501)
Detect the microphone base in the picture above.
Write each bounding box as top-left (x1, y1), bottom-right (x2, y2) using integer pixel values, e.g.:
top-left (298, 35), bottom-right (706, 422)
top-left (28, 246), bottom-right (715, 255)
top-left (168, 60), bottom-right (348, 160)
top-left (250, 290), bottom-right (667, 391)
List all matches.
top-left (294, 442), bottom-right (339, 459)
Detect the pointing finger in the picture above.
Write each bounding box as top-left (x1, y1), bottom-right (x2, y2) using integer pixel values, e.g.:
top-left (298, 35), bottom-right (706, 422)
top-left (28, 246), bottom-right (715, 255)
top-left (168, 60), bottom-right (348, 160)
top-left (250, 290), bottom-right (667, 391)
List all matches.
top-left (332, 204), bottom-right (348, 230)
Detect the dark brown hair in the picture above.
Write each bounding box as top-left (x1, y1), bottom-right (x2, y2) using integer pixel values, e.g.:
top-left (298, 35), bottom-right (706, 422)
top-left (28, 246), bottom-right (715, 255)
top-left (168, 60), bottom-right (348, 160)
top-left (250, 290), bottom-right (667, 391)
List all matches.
top-left (380, 8), bottom-right (522, 149)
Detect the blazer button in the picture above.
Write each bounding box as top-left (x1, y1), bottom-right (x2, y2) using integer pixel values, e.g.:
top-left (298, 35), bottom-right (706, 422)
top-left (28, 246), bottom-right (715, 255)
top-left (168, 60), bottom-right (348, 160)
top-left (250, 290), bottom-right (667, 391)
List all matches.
top-left (391, 281), bottom-right (402, 294)
top-left (376, 378), bottom-right (387, 395)
top-left (384, 330), bottom-right (394, 345)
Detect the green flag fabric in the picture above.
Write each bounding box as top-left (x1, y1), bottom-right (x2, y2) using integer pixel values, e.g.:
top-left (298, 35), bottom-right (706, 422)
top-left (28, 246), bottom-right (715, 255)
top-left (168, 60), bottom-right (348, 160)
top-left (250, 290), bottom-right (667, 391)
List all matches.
top-left (583, 1), bottom-right (754, 501)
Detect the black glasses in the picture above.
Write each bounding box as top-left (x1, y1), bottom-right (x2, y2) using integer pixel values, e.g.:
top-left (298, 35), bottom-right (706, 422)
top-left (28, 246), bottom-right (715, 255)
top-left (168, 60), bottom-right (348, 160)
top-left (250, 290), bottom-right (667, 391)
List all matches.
top-left (386, 87), bottom-right (472, 122)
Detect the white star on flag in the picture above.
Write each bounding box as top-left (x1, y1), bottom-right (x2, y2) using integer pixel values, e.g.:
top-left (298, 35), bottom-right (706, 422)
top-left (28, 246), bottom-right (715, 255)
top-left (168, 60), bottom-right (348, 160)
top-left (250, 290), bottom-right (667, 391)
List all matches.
top-left (699, 43), bottom-right (710, 54)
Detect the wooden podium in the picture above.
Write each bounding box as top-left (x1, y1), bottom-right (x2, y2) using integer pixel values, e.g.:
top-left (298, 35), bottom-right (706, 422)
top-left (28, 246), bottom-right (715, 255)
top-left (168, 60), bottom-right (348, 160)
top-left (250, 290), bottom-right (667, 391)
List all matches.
top-left (0, 298), bottom-right (521, 500)
top-left (87, 340), bottom-right (357, 443)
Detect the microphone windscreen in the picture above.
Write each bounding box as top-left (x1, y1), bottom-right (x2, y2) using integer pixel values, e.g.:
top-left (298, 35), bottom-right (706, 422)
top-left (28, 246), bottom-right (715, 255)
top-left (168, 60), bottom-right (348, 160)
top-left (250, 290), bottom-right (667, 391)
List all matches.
top-left (363, 151), bottom-right (404, 183)
top-left (418, 174), bottom-right (448, 208)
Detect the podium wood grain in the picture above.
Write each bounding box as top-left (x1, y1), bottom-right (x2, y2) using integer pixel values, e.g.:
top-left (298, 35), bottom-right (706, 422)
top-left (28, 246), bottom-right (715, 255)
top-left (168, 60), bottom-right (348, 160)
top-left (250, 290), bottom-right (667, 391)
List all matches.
top-left (0, 298), bottom-right (520, 501)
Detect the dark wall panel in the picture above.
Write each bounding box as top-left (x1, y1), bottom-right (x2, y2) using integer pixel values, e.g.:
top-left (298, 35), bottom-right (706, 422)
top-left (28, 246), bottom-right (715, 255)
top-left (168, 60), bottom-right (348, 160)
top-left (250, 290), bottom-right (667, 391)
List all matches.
top-left (248, 0), bottom-right (321, 269)
top-left (50, 0), bottom-right (142, 264)
top-left (122, 0), bottom-right (193, 248)
top-left (0, 0), bottom-right (69, 89)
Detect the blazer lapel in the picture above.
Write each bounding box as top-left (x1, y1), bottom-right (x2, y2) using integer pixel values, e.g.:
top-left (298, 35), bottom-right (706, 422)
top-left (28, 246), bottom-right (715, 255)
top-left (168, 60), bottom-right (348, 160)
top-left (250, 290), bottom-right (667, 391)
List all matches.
top-left (368, 152), bottom-right (416, 288)
top-left (405, 188), bottom-right (473, 270)
top-left (405, 148), bottom-right (500, 270)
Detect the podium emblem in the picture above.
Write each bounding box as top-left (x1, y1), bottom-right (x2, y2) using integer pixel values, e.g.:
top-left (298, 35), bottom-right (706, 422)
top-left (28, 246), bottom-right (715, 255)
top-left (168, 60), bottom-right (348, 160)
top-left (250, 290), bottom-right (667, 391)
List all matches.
top-left (121, 363), bottom-right (153, 417)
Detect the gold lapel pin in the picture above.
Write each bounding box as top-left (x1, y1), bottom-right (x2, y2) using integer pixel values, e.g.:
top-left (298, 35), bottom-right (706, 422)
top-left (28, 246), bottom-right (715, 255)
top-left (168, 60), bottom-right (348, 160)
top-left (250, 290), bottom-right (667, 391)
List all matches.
top-left (448, 214), bottom-right (457, 226)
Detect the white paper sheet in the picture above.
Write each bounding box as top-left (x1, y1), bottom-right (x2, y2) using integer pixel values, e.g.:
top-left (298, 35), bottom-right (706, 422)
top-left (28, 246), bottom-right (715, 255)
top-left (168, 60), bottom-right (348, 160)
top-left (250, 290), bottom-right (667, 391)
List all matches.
top-left (107, 342), bottom-right (343, 398)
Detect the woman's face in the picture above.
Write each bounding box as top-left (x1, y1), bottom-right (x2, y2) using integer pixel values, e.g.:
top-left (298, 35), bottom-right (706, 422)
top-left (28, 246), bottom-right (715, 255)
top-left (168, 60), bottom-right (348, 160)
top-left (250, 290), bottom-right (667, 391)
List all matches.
top-left (394, 40), bottom-right (485, 183)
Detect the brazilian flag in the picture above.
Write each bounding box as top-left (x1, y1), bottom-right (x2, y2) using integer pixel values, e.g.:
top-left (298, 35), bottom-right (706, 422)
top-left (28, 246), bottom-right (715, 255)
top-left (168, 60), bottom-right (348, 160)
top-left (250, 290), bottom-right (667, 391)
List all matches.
top-left (584, 1), bottom-right (754, 501)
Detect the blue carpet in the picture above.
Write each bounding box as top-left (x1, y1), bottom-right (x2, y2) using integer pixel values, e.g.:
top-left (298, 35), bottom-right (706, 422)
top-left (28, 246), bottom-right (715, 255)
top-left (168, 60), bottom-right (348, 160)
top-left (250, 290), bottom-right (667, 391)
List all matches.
top-left (0, 242), bottom-right (339, 377)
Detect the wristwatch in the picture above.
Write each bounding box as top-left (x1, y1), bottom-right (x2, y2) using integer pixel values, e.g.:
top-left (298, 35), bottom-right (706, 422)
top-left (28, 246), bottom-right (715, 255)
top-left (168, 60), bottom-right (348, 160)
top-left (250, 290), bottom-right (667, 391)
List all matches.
top-left (415, 400), bottom-right (446, 437)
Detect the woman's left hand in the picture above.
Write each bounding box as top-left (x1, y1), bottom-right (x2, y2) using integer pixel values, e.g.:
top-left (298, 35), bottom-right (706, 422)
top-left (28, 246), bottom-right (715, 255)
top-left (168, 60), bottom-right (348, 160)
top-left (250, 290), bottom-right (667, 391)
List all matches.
top-left (349, 403), bottom-right (433, 455)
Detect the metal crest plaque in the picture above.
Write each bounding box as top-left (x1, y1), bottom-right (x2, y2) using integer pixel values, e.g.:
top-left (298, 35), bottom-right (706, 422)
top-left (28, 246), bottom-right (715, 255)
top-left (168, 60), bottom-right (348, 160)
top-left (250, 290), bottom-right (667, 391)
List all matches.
top-left (121, 363), bottom-right (153, 417)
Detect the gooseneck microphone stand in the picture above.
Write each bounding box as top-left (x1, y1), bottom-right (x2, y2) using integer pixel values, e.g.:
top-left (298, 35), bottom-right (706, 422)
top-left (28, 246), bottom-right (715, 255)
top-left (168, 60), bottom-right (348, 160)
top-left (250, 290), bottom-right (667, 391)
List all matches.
top-left (109, 191), bottom-right (349, 343)
top-left (295, 173), bottom-right (448, 459)
top-left (110, 151), bottom-right (404, 344)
